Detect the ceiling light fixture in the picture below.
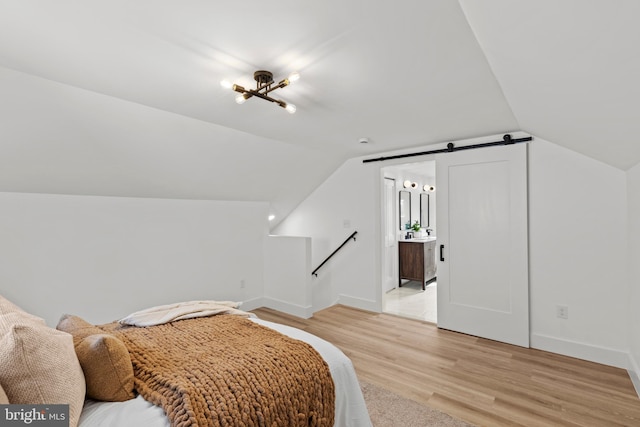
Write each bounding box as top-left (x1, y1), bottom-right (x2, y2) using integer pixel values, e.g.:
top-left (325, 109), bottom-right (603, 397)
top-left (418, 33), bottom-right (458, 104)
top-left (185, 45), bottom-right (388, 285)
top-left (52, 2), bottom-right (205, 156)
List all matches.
top-left (223, 70), bottom-right (299, 114)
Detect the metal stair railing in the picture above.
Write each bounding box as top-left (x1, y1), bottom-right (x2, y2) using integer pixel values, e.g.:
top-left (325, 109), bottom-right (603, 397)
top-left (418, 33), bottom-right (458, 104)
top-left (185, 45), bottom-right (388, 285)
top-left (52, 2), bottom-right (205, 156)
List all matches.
top-left (311, 231), bottom-right (358, 277)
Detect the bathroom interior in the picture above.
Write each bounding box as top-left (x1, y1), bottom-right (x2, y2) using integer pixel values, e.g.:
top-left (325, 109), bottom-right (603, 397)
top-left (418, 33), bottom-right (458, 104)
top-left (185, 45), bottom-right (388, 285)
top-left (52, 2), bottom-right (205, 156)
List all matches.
top-left (382, 160), bottom-right (437, 323)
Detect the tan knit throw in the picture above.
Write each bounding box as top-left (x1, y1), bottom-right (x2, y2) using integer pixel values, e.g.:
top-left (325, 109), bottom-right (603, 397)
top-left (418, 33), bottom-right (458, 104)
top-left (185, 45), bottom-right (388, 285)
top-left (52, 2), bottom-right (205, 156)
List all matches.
top-left (100, 315), bottom-right (335, 427)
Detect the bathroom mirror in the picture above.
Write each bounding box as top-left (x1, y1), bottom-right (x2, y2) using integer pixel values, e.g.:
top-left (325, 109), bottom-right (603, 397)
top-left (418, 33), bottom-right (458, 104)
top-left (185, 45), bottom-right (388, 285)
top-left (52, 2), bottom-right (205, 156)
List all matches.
top-left (399, 191), bottom-right (411, 230)
top-left (420, 193), bottom-right (430, 227)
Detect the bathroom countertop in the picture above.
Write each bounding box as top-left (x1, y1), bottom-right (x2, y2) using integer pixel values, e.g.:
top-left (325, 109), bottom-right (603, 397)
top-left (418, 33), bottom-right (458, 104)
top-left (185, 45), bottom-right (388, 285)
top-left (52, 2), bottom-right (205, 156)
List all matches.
top-left (400, 237), bottom-right (436, 243)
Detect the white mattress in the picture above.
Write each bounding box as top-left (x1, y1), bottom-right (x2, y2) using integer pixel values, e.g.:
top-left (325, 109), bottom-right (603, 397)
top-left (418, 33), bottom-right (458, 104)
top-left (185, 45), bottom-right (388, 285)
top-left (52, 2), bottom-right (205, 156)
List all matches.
top-left (79, 318), bottom-right (372, 427)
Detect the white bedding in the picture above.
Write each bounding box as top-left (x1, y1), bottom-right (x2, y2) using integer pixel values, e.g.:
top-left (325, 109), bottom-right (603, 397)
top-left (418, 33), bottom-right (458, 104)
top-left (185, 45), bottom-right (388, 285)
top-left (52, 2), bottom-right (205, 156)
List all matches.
top-left (78, 317), bottom-right (372, 427)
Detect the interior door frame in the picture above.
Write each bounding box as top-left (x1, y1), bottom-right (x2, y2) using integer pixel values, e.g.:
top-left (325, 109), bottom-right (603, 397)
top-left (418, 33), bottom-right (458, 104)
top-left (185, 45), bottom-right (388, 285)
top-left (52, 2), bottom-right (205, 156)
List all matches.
top-left (379, 160), bottom-right (436, 308)
top-left (382, 177), bottom-right (398, 293)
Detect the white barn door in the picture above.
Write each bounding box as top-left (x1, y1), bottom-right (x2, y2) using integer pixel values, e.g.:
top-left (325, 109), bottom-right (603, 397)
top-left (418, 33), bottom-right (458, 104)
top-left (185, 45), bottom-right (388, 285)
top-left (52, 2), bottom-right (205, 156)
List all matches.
top-left (436, 144), bottom-right (529, 347)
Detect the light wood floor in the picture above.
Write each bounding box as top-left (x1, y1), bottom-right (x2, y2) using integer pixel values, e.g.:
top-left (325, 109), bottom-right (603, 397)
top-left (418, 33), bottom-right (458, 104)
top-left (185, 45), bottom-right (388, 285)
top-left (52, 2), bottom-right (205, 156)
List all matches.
top-left (252, 305), bottom-right (640, 427)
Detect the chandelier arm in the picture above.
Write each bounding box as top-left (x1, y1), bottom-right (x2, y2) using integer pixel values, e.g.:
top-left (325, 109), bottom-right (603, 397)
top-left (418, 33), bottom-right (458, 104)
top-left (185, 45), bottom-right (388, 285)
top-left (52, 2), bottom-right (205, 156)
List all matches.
top-left (247, 90), bottom-right (287, 107)
top-left (260, 79), bottom-right (289, 95)
top-left (232, 84), bottom-right (253, 101)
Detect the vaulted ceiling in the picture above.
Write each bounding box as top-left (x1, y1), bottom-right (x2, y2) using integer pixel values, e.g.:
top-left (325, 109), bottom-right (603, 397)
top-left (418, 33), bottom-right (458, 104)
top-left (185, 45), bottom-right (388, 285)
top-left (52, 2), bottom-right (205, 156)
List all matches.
top-left (0, 1), bottom-right (637, 223)
top-left (460, 0), bottom-right (640, 170)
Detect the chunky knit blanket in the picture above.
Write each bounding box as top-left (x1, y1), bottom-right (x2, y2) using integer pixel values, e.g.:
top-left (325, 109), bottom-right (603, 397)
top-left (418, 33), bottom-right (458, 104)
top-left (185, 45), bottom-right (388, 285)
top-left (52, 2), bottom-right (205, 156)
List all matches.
top-left (99, 315), bottom-right (335, 427)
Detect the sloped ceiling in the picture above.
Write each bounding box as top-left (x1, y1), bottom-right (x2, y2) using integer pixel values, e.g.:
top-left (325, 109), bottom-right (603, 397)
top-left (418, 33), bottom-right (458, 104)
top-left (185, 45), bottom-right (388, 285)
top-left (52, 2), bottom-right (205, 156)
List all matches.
top-left (459, 0), bottom-right (640, 170)
top-left (0, 1), bottom-right (635, 224)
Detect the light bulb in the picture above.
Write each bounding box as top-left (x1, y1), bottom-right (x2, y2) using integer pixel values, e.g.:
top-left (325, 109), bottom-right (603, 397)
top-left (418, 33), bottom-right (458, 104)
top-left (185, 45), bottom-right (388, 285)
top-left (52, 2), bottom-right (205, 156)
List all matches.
top-left (220, 80), bottom-right (232, 89)
top-left (285, 103), bottom-right (297, 114)
top-left (423, 185), bottom-right (429, 192)
top-left (268, 215), bottom-right (275, 221)
top-left (288, 71), bottom-right (300, 83)
top-left (429, 186), bottom-right (435, 192)
top-left (235, 94), bottom-right (247, 104)
top-left (403, 180), bottom-right (412, 188)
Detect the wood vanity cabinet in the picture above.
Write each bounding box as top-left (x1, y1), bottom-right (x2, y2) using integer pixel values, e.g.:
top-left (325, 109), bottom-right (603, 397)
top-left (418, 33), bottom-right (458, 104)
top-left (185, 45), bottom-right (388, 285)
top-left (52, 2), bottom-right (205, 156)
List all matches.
top-left (399, 240), bottom-right (437, 290)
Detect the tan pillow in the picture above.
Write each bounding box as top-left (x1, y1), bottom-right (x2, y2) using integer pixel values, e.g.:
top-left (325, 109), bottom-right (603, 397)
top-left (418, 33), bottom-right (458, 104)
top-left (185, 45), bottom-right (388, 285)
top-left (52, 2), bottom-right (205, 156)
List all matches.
top-left (57, 314), bottom-right (135, 402)
top-left (0, 324), bottom-right (85, 427)
top-left (75, 334), bottom-right (135, 402)
top-left (57, 314), bottom-right (105, 345)
top-left (0, 382), bottom-right (9, 404)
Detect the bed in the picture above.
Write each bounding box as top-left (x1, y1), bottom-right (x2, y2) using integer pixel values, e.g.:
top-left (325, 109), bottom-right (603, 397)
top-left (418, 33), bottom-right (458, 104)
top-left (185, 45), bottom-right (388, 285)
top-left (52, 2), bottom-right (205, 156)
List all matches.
top-left (0, 296), bottom-right (372, 427)
top-left (79, 318), bottom-right (370, 427)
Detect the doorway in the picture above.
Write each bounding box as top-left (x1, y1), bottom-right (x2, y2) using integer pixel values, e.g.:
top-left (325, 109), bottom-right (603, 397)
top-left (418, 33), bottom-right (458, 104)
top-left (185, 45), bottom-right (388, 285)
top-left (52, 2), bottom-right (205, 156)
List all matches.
top-left (381, 160), bottom-right (437, 323)
top-left (377, 140), bottom-right (530, 347)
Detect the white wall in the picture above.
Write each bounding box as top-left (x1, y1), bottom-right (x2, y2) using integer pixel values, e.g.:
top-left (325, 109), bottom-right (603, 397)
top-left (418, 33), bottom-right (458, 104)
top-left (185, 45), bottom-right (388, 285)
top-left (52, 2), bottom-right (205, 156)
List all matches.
top-left (0, 192), bottom-right (268, 326)
top-left (528, 139), bottom-right (629, 367)
top-left (263, 235), bottom-right (313, 318)
top-left (274, 158), bottom-right (380, 312)
top-left (627, 163), bottom-right (640, 392)
top-left (276, 133), bottom-right (632, 368)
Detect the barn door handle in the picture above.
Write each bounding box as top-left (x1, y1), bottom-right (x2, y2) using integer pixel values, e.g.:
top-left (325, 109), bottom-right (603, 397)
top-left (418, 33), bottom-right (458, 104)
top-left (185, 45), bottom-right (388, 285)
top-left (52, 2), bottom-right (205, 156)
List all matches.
top-left (440, 244), bottom-right (445, 262)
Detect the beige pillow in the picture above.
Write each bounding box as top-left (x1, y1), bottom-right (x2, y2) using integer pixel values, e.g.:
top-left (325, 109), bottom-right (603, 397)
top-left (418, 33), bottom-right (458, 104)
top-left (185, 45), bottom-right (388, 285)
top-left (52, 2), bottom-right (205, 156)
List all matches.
top-left (0, 294), bottom-right (45, 333)
top-left (57, 314), bottom-right (135, 402)
top-left (0, 324), bottom-right (85, 427)
top-left (0, 294), bottom-right (41, 318)
top-left (75, 334), bottom-right (135, 402)
top-left (0, 382), bottom-right (8, 404)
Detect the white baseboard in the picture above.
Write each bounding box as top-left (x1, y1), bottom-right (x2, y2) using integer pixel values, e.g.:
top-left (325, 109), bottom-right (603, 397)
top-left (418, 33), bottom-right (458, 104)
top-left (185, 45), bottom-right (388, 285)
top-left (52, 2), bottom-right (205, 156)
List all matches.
top-left (530, 333), bottom-right (629, 369)
top-left (261, 297), bottom-right (313, 319)
top-left (240, 296), bottom-right (264, 312)
top-left (336, 294), bottom-right (379, 313)
top-left (629, 353), bottom-right (640, 399)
